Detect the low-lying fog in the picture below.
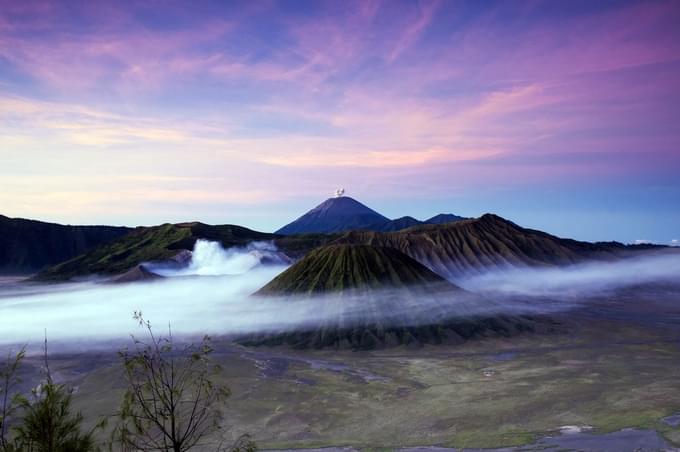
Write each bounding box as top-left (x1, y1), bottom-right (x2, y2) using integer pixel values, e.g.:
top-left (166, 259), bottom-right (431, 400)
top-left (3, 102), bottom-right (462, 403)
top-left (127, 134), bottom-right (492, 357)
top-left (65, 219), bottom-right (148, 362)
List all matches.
top-left (459, 252), bottom-right (680, 297)
top-left (0, 240), bottom-right (679, 351)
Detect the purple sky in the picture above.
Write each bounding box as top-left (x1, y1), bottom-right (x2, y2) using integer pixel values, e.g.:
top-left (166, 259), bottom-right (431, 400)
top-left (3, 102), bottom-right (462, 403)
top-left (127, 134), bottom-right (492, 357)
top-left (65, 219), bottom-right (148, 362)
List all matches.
top-left (0, 0), bottom-right (679, 243)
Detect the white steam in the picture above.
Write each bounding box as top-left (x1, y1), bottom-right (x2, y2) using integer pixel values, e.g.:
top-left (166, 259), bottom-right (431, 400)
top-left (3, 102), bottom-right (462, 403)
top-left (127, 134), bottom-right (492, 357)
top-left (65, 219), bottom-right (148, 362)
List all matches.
top-left (150, 240), bottom-right (286, 277)
top-left (0, 267), bottom-right (285, 349)
top-left (459, 252), bottom-right (680, 297)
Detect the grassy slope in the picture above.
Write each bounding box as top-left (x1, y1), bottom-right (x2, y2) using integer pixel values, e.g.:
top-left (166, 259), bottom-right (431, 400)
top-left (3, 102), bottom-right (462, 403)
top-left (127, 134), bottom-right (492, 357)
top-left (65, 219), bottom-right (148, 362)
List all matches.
top-left (36, 222), bottom-right (276, 281)
top-left (0, 215), bottom-right (130, 274)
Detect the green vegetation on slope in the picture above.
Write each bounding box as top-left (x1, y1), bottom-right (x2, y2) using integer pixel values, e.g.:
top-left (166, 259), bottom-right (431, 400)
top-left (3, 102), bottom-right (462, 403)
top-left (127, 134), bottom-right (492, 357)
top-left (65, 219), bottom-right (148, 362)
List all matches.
top-left (257, 244), bottom-right (455, 295)
top-left (36, 222), bottom-right (276, 281)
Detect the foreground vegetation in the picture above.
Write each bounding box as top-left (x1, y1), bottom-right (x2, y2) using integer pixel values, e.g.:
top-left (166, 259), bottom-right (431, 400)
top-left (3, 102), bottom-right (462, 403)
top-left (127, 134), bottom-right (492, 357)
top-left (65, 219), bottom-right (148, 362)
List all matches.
top-left (0, 315), bottom-right (255, 452)
top-left (1, 340), bottom-right (99, 452)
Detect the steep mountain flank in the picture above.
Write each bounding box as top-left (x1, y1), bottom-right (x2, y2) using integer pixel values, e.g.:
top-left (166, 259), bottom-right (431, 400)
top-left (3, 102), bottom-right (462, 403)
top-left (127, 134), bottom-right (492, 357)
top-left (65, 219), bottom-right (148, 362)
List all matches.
top-left (0, 215), bottom-right (130, 274)
top-left (256, 244), bottom-right (459, 295)
top-left (333, 214), bottom-right (651, 281)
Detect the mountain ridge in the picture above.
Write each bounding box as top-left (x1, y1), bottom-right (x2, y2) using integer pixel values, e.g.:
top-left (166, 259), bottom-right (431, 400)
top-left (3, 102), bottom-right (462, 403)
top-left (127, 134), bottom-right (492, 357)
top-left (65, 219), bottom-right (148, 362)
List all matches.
top-left (333, 213), bottom-right (665, 282)
top-left (0, 215), bottom-right (131, 274)
top-left (275, 196), bottom-right (466, 235)
top-left (31, 212), bottom-right (668, 282)
top-left (35, 222), bottom-right (278, 281)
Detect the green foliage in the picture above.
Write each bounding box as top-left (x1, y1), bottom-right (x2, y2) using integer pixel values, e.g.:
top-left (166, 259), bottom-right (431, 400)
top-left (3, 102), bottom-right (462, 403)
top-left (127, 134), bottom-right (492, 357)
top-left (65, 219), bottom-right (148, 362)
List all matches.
top-left (0, 348), bottom-right (26, 451)
top-left (1, 340), bottom-right (98, 452)
top-left (111, 312), bottom-right (240, 452)
top-left (13, 380), bottom-right (99, 452)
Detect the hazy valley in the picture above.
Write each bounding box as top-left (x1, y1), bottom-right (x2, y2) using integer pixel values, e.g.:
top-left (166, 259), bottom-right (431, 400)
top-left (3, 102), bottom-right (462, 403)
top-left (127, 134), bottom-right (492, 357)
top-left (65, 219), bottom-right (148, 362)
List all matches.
top-left (1, 195), bottom-right (679, 450)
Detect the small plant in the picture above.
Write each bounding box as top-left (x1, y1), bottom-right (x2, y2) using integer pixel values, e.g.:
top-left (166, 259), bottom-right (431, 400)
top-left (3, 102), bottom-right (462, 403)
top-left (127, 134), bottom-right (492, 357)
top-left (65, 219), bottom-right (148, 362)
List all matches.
top-left (0, 348), bottom-right (25, 452)
top-left (111, 311), bottom-right (248, 452)
top-left (14, 338), bottom-right (98, 452)
top-left (10, 338), bottom-right (99, 452)
top-left (14, 380), bottom-right (99, 452)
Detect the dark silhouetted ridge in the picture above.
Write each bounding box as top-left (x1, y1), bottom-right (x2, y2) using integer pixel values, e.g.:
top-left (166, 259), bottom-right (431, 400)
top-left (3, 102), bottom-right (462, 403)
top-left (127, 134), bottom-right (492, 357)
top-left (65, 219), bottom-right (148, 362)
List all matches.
top-left (378, 216), bottom-right (423, 232)
top-left (0, 215), bottom-right (130, 274)
top-left (426, 213), bottom-right (466, 224)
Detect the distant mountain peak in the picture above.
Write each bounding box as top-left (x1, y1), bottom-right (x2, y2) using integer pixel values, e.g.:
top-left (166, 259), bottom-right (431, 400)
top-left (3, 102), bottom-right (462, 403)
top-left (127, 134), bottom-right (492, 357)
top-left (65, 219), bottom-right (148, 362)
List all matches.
top-left (276, 195), bottom-right (467, 235)
top-left (275, 196), bottom-right (390, 235)
top-left (309, 196), bottom-right (384, 216)
top-left (426, 213), bottom-right (466, 224)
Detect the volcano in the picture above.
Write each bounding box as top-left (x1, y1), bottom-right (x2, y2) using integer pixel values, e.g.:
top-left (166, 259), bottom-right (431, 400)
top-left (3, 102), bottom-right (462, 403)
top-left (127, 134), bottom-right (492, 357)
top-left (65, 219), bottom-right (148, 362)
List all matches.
top-left (246, 244), bottom-right (541, 350)
top-left (256, 244), bottom-right (460, 295)
top-left (275, 196), bottom-right (390, 235)
top-left (275, 195), bottom-right (467, 235)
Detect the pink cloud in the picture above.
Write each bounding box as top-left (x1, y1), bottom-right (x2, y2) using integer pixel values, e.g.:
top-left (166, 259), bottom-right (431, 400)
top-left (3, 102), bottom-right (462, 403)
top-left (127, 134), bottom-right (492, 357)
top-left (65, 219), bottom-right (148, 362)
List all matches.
top-left (1, 0), bottom-right (678, 227)
top-left (0, 12), bottom-right (234, 91)
top-left (484, 0), bottom-right (680, 80)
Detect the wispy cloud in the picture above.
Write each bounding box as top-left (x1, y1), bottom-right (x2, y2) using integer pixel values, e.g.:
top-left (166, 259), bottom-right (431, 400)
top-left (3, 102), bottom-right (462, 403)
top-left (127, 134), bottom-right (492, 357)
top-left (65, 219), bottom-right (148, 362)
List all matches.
top-left (387, 0), bottom-right (440, 62)
top-left (0, 96), bottom-right (187, 145)
top-left (0, 0), bottom-right (678, 238)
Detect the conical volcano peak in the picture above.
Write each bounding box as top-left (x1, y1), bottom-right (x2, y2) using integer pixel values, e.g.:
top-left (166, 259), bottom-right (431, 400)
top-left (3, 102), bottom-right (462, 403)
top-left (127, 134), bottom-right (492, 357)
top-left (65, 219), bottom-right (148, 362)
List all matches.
top-left (256, 244), bottom-right (461, 296)
top-left (275, 193), bottom-right (467, 235)
top-left (309, 196), bottom-right (384, 217)
top-left (276, 196), bottom-right (389, 235)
